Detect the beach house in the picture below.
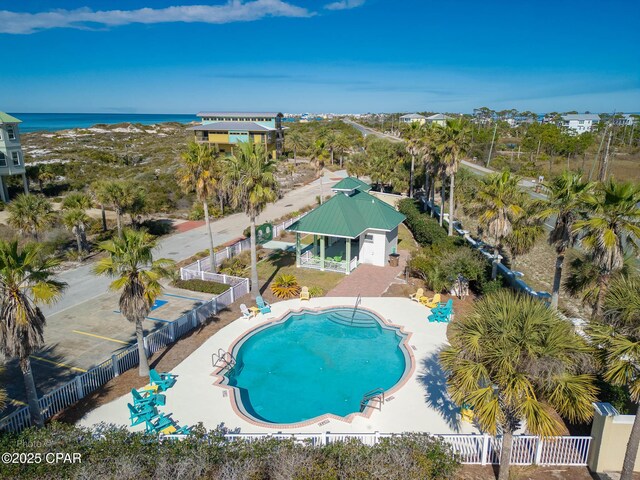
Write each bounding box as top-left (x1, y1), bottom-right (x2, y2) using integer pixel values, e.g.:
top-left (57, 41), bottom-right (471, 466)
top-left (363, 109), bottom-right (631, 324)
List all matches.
top-left (286, 177), bottom-right (406, 274)
top-left (560, 114), bottom-right (600, 134)
top-left (424, 113), bottom-right (452, 127)
top-left (0, 112), bottom-right (29, 202)
top-left (399, 113), bottom-right (427, 125)
top-left (191, 112), bottom-right (284, 158)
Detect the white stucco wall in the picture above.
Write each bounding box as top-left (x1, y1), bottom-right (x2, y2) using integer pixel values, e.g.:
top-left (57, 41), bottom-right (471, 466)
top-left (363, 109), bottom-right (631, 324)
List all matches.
top-left (359, 229), bottom-right (396, 267)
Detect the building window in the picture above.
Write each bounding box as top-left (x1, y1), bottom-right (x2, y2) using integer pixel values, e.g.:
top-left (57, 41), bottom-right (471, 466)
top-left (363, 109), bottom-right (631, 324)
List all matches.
top-left (364, 233), bottom-right (374, 243)
top-left (0, 152), bottom-right (6, 167)
top-left (12, 151), bottom-right (20, 166)
top-left (7, 126), bottom-right (15, 140)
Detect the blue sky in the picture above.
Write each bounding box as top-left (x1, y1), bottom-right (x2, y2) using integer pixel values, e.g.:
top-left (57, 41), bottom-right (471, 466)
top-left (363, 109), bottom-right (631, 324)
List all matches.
top-left (1, 0), bottom-right (638, 113)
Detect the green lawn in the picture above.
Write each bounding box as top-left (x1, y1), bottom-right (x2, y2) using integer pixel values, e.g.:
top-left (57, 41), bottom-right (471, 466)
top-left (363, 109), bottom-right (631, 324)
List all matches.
top-left (397, 223), bottom-right (418, 254)
top-left (254, 250), bottom-right (344, 301)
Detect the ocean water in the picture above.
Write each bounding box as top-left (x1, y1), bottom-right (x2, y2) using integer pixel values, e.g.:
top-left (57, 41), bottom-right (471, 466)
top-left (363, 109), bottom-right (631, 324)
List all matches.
top-left (225, 308), bottom-right (409, 424)
top-left (10, 113), bottom-right (198, 133)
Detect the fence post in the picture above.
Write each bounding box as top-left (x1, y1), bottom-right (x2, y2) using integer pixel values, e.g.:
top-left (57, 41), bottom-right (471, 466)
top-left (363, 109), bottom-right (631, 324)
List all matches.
top-left (75, 376), bottom-right (85, 400)
top-left (170, 321), bottom-right (176, 343)
top-left (179, 267), bottom-right (184, 280)
top-left (111, 354), bottom-right (120, 377)
top-left (230, 285), bottom-right (235, 303)
top-left (534, 436), bottom-right (543, 465)
top-left (192, 310), bottom-right (198, 328)
top-left (143, 336), bottom-right (150, 357)
top-left (374, 431), bottom-right (380, 445)
top-left (197, 259), bottom-right (202, 272)
top-left (481, 434), bottom-right (490, 465)
top-left (201, 271), bottom-right (205, 281)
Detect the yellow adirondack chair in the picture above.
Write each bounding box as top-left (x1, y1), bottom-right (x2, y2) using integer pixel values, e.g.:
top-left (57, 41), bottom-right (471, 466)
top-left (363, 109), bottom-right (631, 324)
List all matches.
top-left (410, 288), bottom-right (424, 302)
top-left (421, 293), bottom-right (441, 309)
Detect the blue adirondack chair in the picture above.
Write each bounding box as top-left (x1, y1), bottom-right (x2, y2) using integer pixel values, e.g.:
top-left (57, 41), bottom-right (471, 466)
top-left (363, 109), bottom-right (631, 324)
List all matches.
top-left (128, 402), bottom-right (157, 426)
top-left (431, 299), bottom-right (453, 322)
top-left (149, 369), bottom-right (177, 391)
top-left (256, 295), bottom-right (271, 314)
top-left (144, 414), bottom-right (174, 433)
top-left (132, 388), bottom-right (166, 407)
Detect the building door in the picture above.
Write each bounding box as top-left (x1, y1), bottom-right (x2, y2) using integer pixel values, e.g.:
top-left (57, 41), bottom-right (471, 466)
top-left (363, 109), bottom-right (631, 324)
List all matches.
top-left (359, 233), bottom-right (376, 265)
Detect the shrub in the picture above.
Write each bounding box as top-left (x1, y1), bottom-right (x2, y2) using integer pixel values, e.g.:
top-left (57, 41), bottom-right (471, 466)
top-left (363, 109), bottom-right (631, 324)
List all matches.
top-left (0, 423), bottom-right (460, 480)
top-left (398, 199), bottom-right (448, 246)
top-left (188, 202), bottom-right (204, 220)
top-left (479, 278), bottom-right (505, 296)
top-left (271, 273), bottom-right (301, 299)
top-left (173, 278), bottom-right (230, 295)
top-left (220, 250), bottom-right (251, 276)
top-left (308, 286), bottom-right (324, 297)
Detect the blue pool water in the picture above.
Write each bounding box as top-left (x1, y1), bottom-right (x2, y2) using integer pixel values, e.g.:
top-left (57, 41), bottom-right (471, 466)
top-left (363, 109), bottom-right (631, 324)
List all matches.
top-left (224, 308), bottom-right (410, 424)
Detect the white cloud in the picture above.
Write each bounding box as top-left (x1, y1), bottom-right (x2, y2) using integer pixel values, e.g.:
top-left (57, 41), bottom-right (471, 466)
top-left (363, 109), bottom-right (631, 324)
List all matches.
top-left (324, 0), bottom-right (365, 10)
top-left (0, 0), bottom-right (313, 34)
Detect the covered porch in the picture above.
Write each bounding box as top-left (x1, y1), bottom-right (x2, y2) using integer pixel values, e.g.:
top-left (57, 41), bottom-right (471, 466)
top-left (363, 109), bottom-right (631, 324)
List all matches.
top-left (295, 233), bottom-right (359, 274)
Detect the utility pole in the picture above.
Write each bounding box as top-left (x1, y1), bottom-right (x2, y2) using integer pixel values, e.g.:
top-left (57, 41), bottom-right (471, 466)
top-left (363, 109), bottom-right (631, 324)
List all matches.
top-left (598, 131), bottom-right (613, 182)
top-left (485, 122), bottom-right (498, 167)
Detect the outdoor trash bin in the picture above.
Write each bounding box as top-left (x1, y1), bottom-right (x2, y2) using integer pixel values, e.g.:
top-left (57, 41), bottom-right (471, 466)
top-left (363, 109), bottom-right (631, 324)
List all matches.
top-left (389, 253), bottom-right (400, 267)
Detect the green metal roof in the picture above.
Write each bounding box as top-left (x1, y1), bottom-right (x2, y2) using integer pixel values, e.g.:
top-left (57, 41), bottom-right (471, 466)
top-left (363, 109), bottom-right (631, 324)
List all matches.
top-left (0, 112), bottom-right (22, 124)
top-left (331, 177), bottom-right (371, 192)
top-left (287, 189), bottom-right (405, 238)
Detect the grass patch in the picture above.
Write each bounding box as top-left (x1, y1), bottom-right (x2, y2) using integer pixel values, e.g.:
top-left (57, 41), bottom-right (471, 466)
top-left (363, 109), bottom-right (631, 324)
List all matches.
top-left (397, 223), bottom-right (418, 254)
top-left (172, 278), bottom-right (230, 295)
top-left (255, 250), bottom-right (344, 299)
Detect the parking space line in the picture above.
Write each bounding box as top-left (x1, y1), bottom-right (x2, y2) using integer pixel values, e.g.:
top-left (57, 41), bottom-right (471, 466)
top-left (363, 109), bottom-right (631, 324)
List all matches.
top-left (30, 355), bottom-right (87, 373)
top-left (72, 330), bottom-right (130, 345)
top-left (162, 293), bottom-right (204, 302)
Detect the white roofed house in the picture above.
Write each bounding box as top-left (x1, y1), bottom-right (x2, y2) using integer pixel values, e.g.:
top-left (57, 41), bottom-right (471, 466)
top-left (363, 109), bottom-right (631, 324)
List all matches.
top-left (560, 114), bottom-right (600, 134)
top-left (399, 113), bottom-right (427, 125)
top-left (612, 114), bottom-right (636, 127)
top-left (424, 113), bottom-right (453, 127)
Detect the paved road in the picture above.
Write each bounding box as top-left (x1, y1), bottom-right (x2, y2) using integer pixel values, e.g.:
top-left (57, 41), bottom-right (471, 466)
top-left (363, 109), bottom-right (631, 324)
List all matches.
top-left (43, 170), bottom-right (347, 317)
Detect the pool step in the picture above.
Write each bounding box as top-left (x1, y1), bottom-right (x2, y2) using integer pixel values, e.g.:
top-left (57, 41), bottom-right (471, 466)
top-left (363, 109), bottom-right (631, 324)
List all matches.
top-left (326, 312), bottom-right (378, 328)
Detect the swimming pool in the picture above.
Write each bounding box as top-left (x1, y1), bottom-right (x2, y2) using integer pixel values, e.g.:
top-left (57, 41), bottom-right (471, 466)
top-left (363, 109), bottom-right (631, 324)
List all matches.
top-left (220, 307), bottom-right (412, 424)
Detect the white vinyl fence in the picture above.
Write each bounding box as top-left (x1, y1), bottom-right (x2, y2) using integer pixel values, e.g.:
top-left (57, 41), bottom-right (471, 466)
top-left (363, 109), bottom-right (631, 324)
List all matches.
top-left (0, 274), bottom-right (250, 434)
top-left (162, 432), bottom-right (591, 466)
top-left (183, 212), bottom-right (308, 273)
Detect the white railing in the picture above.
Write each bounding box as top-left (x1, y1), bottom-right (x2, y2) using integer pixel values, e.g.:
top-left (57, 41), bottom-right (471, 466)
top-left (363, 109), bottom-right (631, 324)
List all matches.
top-left (183, 212), bottom-right (308, 274)
top-left (0, 274), bottom-right (250, 434)
top-left (300, 251), bottom-right (349, 273)
top-left (170, 432), bottom-right (591, 466)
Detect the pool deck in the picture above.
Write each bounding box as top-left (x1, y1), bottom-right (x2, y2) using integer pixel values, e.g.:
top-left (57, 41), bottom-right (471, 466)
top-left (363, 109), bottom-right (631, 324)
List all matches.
top-left (78, 297), bottom-right (479, 435)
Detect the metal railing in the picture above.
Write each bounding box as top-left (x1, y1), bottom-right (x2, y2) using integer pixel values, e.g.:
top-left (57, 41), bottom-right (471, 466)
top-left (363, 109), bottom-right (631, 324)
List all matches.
top-left (360, 387), bottom-right (384, 411)
top-left (0, 275), bottom-right (251, 434)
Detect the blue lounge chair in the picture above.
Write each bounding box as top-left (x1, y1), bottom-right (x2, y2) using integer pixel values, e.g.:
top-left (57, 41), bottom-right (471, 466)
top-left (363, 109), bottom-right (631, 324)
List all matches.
top-left (149, 369), bottom-right (177, 391)
top-left (430, 299), bottom-right (453, 322)
top-left (256, 295), bottom-right (271, 314)
top-left (128, 402), bottom-right (157, 426)
top-left (144, 414), bottom-right (174, 433)
top-left (132, 388), bottom-right (166, 407)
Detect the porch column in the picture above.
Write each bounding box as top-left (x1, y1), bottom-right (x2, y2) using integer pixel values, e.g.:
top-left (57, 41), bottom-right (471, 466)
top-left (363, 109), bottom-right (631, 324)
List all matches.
top-left (22, 173), bottom-right (29, 194)
top-left (295, 232), bottom-right (301, 267)
top-left (320, 235), bottom-right (325, 271)
top-left (345, 237), bottom-right (351, 275)
top-left (313, 234), bottom-right (318, 255)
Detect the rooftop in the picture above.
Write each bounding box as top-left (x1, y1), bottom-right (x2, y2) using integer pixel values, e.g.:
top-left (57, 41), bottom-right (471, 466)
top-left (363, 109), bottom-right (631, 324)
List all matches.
top-left (331, 177), bottom-right (372, 192)
top-left (287, 182), bottom-right (405, 238)
top-left (400, 113), bottom-right (427, 119)
top-left (561, 114), bottom-right (601, 121)
top-left (190, 121), bottom-right (276, 132)
top-left (0, 112), bottom-right (22, 124)
top-left (197, 112), bottom-right (282, 118)
top-left (426, 113), bottom-right (452, 121)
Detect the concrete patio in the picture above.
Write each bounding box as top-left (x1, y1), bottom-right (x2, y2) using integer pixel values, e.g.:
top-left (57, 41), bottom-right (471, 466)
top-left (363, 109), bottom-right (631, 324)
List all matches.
top-left (78, 297), bottom-right (476, 435)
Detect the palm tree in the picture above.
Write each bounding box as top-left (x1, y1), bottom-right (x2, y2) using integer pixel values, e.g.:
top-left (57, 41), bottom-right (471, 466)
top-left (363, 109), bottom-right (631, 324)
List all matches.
top-left (286, 129), bottom-right (307, 166)
top-left (573, 179), bottom-right (640, 317)
top-left (90, 181), bottom-right (108, 232)
top-left (62, 192), bottom-right (93, 256)
top-left (504, 199), bottom-right (546, 269)
top-left (435, 119), bottom-right (471, 236)
top-left (403, 122), bottom-right (424, 198)
top-left (347, 152), bottom-right (369, 179)
top-left (94, 229), bottom-right (175, 376)
top-left (6, 194), bottom-right (56, 241)
top-left (93, 180), bottom-right (138, 237)
top-left (441, 290), bottom-right (597, 480)
top-left (0, 240), bottom-right (67, 426)
top-left (223, 142), bottom-right (279, 296)
top-left (177, 141), bottom-right (222, 272)
top-left (473, 171), bottom-right (527, 279)
top-left (588, 274), bottom-right (640, 480)
top-left (333, 133), bottom-right (351, 168)
top-left (541, 172), bottom-right (594, 308)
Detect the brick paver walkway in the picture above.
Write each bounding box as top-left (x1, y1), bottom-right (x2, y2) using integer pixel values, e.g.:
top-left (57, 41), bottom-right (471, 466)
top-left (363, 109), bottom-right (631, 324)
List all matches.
top-left (327, 250), bottom-right (408, 297)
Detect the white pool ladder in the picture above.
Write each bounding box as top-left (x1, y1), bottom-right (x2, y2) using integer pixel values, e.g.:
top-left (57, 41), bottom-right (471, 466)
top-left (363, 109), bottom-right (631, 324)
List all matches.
top-left (212, 348), bottom-right (236, 371)
top-left (351, 294), bottom-right (362, 324)
top-left (360, 387), bottom-right (385, 411)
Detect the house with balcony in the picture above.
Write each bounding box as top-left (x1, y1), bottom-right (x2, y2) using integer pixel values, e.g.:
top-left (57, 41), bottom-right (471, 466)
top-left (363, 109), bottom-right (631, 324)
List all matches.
top-left (192, 112), bottom-right (284, 158)
top-left (560, 114), bottom-right (600, 134)
top-left (0, 112), bottom-right (29, 202)
top-left (286, 177), bottom-right (406, 274)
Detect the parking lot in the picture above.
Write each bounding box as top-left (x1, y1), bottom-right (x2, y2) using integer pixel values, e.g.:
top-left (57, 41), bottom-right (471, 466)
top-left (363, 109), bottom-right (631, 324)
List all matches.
top-left (1, 286), bottom-right (212, 413)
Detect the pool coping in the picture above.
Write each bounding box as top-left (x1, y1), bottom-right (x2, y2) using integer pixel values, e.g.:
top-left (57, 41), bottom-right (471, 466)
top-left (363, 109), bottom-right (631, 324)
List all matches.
top-left (210, 304), bottom-right (416, 430)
